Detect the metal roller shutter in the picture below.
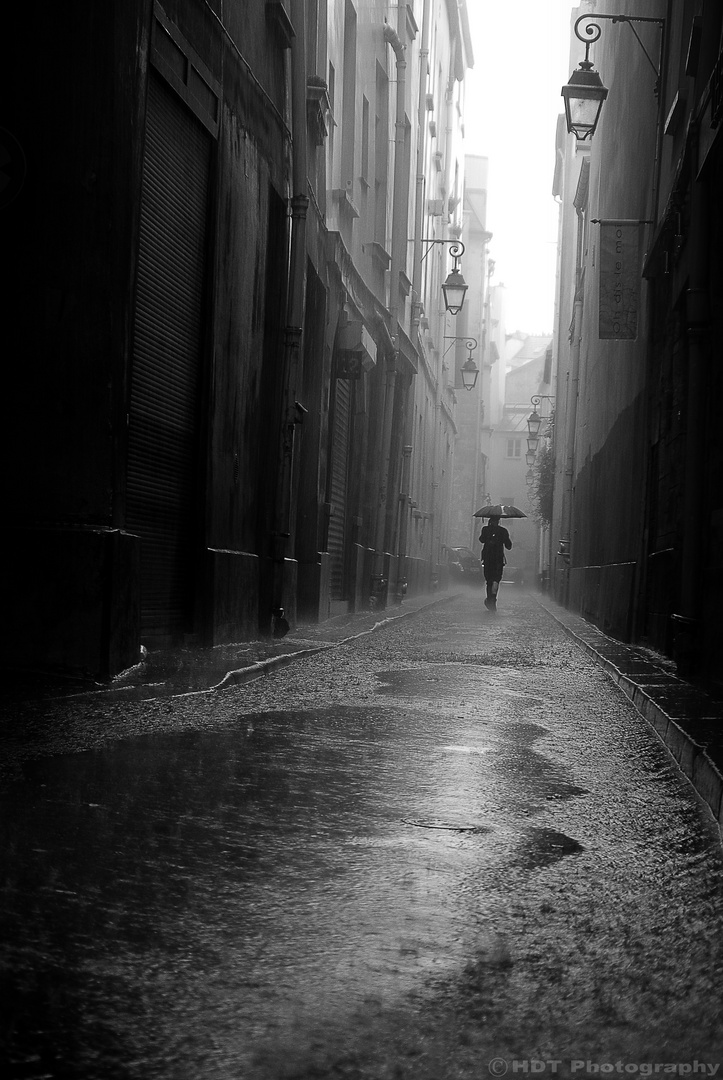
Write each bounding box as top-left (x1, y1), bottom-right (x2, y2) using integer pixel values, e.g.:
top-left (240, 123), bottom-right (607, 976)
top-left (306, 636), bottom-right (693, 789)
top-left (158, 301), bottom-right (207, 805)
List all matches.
top-left (126, 72), bottom-right (211, 640)
top-left (327, 377), bottom-right (352, 599)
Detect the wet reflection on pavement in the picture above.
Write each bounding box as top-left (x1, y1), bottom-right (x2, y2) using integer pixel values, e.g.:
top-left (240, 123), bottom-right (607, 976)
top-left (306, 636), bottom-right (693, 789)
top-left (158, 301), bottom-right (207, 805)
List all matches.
top-left (2, 591), bottom-right (723, 1078)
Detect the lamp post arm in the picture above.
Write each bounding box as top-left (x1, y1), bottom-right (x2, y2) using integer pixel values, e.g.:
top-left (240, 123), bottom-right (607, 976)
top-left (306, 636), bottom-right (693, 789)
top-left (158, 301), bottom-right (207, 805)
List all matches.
top-left (420, 239), bottom-right (465, 264)
top-left (616, 17), bottom-right (662, 82)
top-left (530, 394), bottom-right (556, 410)
top-left (443, 335), bottom-right (477, 359)
top-left (574, 14), bottom-right (664, 83)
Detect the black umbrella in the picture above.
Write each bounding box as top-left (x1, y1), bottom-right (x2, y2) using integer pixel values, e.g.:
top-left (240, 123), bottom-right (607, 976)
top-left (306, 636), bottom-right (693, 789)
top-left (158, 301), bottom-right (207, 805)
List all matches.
top-left (473, 503), bottom-right (527, 519)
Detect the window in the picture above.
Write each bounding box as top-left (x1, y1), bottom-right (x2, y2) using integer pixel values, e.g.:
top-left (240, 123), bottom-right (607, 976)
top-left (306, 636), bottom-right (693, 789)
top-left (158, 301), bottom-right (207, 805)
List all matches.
top-left (506, 439), bottom-right (522, 459)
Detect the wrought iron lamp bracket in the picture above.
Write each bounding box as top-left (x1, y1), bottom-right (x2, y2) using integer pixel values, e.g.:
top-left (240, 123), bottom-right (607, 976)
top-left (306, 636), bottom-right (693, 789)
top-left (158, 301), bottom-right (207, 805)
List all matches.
top-left (420, 239), bottom-right (465, 266)
top-left (442, 335), bottom-right (477, 359)
top-left (574, 13), bottom-right (665, 92)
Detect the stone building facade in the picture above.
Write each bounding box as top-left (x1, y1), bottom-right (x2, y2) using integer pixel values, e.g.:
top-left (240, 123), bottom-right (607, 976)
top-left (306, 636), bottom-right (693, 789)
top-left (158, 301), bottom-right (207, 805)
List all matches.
top-left (2, 0), bottom-right (473, 679)
top-left (551, 0), bottom-right (723, 688)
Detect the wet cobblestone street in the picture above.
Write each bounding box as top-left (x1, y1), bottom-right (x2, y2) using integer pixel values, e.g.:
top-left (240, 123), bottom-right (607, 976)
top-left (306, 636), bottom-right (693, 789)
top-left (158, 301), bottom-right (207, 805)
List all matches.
top-left (2, 590), bottom-right (723, 1079)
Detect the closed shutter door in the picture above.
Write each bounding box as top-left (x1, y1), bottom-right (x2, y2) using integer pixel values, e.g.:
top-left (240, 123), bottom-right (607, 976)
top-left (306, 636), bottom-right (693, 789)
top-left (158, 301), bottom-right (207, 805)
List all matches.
top-left (328, 378), bottom-right (352, 599)
top-left (126, 72), bottom-right (211, 640)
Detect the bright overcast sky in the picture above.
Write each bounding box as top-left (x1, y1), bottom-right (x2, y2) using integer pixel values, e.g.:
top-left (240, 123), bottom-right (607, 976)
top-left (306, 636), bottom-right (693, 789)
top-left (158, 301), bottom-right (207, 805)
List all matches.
top-left (464, 0), bottom-right (575, 335)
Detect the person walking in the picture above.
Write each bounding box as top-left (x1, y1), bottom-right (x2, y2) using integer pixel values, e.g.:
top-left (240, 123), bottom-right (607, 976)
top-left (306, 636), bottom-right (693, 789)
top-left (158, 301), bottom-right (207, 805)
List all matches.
top-left (479, 514), bottom-right (512, 610)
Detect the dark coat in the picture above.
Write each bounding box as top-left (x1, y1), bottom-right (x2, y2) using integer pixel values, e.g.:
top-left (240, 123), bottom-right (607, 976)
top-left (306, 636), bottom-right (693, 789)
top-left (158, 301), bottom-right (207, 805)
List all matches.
top-left (479, 523), bottom-right (512, 581)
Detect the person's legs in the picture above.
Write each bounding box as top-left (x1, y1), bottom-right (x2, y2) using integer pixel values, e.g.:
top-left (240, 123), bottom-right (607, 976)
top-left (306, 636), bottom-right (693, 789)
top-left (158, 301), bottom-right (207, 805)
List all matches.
top-left (484, 562), bottom-right (502, 610)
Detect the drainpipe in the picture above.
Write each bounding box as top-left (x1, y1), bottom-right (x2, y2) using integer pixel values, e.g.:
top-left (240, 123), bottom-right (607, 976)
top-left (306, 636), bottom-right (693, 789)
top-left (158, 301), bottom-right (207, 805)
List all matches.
top-left (398, 0), bottom-right (431, 591)
top-left (411, 0), bottom-right (431, 326)
top-left (560, 297), bottom-right (582, 608)
top-left (373, 20), bottom-right (406, 600)
top-left (673, 164), bottom-right (709, 674)
top-left (272, 0), bottom-right (309, 636)
top-left (427, 75), bottom-right (454, 580)
top-left (427, 82), bottom-right (455, 577)
top-left (430, 347), bottom-right (444, 574)
top-left (396, 433), bottom-right (413, 597)
top-left (385, 20), bottom-right (407, 335)
top-left (443, 82), bottom-right (454, 219)
top-left (471, 263), bottom-right (492, 550)
top-left (633, 0), bottom-right (670, 644)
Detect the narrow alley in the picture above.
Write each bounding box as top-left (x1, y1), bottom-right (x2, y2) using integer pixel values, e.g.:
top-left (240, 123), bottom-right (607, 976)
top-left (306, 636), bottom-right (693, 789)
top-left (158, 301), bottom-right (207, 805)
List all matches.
top-left (5, 3), bottom-right (723, 1077)
top-left (2, 589), bottom-right (723, 1079)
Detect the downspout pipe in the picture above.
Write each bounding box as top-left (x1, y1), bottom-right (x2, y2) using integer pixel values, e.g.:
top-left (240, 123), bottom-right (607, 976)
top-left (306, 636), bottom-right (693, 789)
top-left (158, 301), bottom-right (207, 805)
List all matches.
top-left (373, 22), bottom-right (406, 593)
top-left (561, 297), bottom-right (582, 608)
top-left (411, 0), bottom-right (431, 324)
top-left (443, 80), bottom-right (454, 216)
top-left (383, 22), bottom-right (407, 342)
top-left (272, 0), bottom-right (309, 635)
top-left (398, 0), bottom-right (432, 593)
top-left (470, 266), bottom-right (492, 551)
top-left (633, 0), bottom-right (670, 644)
top-left (674, 173), bottom-right (709, 674)
top-left (396, 430), bottom-right (413, 596)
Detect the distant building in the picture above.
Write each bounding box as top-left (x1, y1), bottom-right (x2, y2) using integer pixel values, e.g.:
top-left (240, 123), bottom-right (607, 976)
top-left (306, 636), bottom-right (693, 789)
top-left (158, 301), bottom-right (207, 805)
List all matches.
top-left (448, 155), bottom-right (494, 554)
top-left (489, 336), bottom-right (553, 584)
top-left (447, 168), bottom-right (555, 585)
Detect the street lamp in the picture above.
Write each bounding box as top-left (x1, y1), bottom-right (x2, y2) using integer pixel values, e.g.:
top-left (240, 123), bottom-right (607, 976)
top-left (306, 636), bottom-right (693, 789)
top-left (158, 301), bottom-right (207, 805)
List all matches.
top-left (444, 336), bottom-right (479, 390)
top-left (421, 239), bottom-right (468, 315)
top-left (527, 395), bottom-right (556, 445)
top-left (561, 22), bottom-right (608, 141)
top-left (441, 268), bottom-right (468, 315)
top-left (461, 355), bottom-right (479, 391)
top-left (561, 14), bottom-right (664, 140)
top-left (527, 408), bottom-right (542, 439)
top-left (525, 468), bottom-right (535, 488)
top-left (525, 449), bottom-right (536, 467)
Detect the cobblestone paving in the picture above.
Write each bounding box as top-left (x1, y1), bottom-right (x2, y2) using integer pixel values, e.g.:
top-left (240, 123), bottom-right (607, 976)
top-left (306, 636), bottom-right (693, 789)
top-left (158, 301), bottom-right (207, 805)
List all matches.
top-left (2, 589), bottom-right (723, 1079)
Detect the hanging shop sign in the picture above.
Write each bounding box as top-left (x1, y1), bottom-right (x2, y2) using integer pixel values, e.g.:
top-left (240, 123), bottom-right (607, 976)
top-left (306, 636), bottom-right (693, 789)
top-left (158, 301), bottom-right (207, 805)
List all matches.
top-left (597, 221), bottom-right (644, 340)
top-left (336, 352), bottom-right (365, 378)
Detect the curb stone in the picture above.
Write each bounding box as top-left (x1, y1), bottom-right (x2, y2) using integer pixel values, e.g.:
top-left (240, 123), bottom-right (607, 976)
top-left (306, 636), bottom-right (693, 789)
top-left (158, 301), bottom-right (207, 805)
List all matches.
top-left (536, 593), bottom-right (723, 840)
top-left (4, 592), bottom-right (462, 707)
top-left (209, 591), bottom-right (461, 691)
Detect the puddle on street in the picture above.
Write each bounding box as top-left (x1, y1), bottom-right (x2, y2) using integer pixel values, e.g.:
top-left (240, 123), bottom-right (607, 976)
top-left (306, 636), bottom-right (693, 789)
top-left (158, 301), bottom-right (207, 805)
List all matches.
top-left (5, 600), bottom-right (723, 1077)
top-left (513, 826), bottom-right (585, 869)
top-left (443, 744), bottom-right (492, 754)
top-left (0, 707), bottom-right (516, 1078)
top-left (374, 666), bottom-right (543, 695)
